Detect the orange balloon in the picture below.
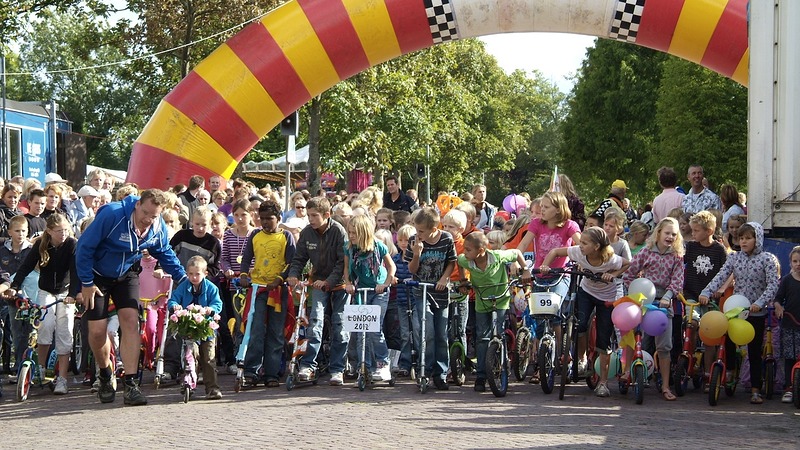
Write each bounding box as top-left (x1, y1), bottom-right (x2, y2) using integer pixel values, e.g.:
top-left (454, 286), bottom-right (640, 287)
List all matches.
top-left (699, 328), bottom-right (724, 346)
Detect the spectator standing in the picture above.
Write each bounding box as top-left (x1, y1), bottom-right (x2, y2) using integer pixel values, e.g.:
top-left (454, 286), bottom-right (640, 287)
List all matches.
top-left (652, 166), bottom-right (686, 223)
top-left (681, 165), bottom-right (722, 214)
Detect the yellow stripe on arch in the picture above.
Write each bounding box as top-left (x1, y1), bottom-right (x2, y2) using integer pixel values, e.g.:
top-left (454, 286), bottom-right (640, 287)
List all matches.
top-left (732, 48), bottom-right (749, 86)
top-left (265, 2), bottom-right (341, 97)
top-left (193, 44), bottom-right (285, 138)
top-left (137, 101), bottom-right (239, 176)
top-left (342, 0), bottom-right (402, 66)
top-left (669, 0), bottom-right (726, 63)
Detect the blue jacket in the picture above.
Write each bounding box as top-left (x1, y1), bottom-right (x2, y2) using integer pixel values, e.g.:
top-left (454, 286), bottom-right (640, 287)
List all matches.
top-left (75, 195), bottom-right (186, 288)
top-left (167, 277), bottom-right (223, 315)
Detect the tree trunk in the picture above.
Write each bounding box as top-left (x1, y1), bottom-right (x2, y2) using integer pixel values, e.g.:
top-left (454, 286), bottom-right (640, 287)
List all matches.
top-left (180, 0), bottom-right (195, 78)
top-left (307, 95), bottom-right (322, 196)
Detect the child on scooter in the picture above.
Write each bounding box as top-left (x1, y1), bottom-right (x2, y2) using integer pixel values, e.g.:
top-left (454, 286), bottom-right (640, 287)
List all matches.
top-left (457, 232), bottom-right (527, 392)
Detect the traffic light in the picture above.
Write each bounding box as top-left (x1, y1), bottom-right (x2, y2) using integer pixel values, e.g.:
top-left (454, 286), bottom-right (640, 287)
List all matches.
top-left (281, 111), bottom-right (299, 136)
top-left (416, 163), bottom-right (426, 178)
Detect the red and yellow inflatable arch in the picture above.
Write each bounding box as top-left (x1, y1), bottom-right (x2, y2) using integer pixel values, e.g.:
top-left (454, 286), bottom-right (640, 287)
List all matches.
top-left (128, 0), bottom-right (749, 188)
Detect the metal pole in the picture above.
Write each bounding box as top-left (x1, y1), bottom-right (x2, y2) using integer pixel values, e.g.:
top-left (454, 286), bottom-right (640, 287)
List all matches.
top-left (425, 144), bottom-right (431, 204)
top-left (50, 99), bottom-right (57, 174)
top-left (1, 53), bottom-right (7, 180)
top-left (284, 134), bottom-right (295, 211)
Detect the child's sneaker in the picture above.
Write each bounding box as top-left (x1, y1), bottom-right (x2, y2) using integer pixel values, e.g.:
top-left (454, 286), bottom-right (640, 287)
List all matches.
top-left (329, 372), bottom-right (344, 386)
top-left (782, 391), bottom-right (793, 403)
top-left (206, 388), bottom-right (223, 400)
top-left (376, 363), bottom-right (391, 382)
top-left (474, 378), bottom-right (486, 392)
top-left (53, 376), bottom-right (69, 395)
top-left (594, 382), bottom-right (610, 397)
top-left (297, 367), bottom-right (313, 381)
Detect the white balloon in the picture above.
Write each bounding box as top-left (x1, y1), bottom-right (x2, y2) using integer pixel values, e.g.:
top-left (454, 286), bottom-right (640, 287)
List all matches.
top-left (722, 294), bottom-right (750, 319)
top-left (642, 350), bottom-right (655, 376)
top-left (628, 278), bottom-right (657, 303)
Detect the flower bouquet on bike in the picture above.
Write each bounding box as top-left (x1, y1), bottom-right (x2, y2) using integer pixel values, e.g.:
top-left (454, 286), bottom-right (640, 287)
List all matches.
top-left (168, 304), bottom-right (220, 402)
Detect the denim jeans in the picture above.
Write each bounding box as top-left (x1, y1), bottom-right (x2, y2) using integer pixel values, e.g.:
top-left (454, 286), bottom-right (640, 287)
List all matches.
top-left (244, 286), bottom-right (288, 380)
top-left (413, 297), bottom-right (449, 381)
top-left (301, 288), bottom-right (349, 374)
top-left (7, 301), bottom-right (31, 368)
top-left (353, 290), bottom-right (390, 371)
top-left (475, 308), bottom-right (506, 380)
top-left (397, 296), bottom-right (415, 371)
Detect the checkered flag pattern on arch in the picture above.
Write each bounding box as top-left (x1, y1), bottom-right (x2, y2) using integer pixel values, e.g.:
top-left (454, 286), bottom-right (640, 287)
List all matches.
top-left (425, 0), bottom-right (459, 44)
top-left (609, 0), bottom-right (645, 43)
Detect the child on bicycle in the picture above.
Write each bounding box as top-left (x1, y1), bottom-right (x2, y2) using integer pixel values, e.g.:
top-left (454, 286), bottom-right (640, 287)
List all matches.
top-left (774, 245), bottom-right (800, 403)
top-left (442, 209), bottom-right (469, 371)
top-left (167, 255), bottom-right (224, 399)
top-left (5, 213), bottom-right (79, 395)
top-left (516, 191), bottom-right (581, 381)
top-left (539, 226), bottom-right (630, 397)
top-left (393, 224), bottom-right (415, 377)
top-left (404, 207), bottom-right (457, 390)
top-left (683, 211), bottom-right (727, 383)
top-left (458, 232), bottom-right (527, 392)
top-left (623, 217), bottom-right (685, 401)
top-left (239, 200), bottom-right (295, 388)
top-left (700, 222), bottom-right (779, 404)
top-left (344, 215), bottom-right (396, 382)
top-left (0, 215), bottom-right (34, 380)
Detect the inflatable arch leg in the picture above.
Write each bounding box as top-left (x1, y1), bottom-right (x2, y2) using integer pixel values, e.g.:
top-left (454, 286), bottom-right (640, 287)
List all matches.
top-left (128, 0), bottom-right (748, 188)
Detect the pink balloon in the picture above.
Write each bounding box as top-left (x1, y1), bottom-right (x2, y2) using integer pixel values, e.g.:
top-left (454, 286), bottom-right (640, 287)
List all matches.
top-left (503, 194), bottom-right (526, 214)
top-left (612, 302), bottom-right (642, 333)
top-left (641, 310), bottom-right (668, 336)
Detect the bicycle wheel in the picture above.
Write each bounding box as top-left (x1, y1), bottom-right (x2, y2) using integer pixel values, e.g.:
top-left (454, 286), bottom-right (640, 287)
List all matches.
top-left (673, 355), bottom-right (689, 397)
top-left (559, 316), bottom-right (575, 400)
top-left (793, 368), bottom-right (800, 409)
top-left (538, 339), bottom-right (555, 394)
top-left (709, 363), bottom-right (722, 406)
top-left (764, 359), bottom-right (775, 400)
top-left (71, 319), bottom-right (82, 375)
top-left (486, 338), bottom-right (507, 398)
top-left (16, 362), bottom-right (32, 402)
top-left (449, 344), bottom-right (466, 386)
top-left (633, 364), bottom-right (645, 405)
top-left (514, 327), bottom-right (531, 382)
top-left (182, 385), bottom-right (190, 403)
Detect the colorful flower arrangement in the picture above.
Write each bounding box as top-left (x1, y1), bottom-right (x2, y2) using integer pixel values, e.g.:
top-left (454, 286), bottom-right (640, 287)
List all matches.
top-left (168, 304), bottom-right (221, 341)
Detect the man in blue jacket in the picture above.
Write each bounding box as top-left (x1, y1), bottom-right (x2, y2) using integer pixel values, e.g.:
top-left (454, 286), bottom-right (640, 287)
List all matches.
top-left (76, 188), bottom-right (186, 406)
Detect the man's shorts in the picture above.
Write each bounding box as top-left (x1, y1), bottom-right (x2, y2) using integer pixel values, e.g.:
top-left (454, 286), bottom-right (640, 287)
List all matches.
top-left (83, 270), bottom-right (140, 321)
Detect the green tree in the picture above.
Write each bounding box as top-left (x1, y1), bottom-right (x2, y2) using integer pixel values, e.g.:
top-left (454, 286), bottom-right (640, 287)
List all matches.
top-left (654, 58), bottom-right (747, 192)
top-left (560, 39), bottom-right (666, 207)
top-left (9, 7), bottom-right (144, 169)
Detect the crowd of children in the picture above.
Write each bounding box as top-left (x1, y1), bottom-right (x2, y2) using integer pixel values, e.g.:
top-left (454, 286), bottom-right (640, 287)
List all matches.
top-left (0, 169), bottom-right (797, 411)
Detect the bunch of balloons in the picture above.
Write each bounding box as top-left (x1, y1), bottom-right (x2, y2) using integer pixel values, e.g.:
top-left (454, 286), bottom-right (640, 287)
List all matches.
top-left (611, 278), bottom-right (668, 336)
top-left (698, 294), bottom-right (756, 346)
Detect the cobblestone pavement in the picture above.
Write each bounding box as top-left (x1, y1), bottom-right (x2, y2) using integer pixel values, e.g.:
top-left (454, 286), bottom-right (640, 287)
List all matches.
top-left (1, 371), bottom-right (798, 449)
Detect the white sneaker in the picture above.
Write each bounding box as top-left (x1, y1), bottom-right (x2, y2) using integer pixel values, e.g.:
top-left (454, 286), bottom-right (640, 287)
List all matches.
top-left (91, 379), bottom-right (100, 393)
top-left (53, 376), bottom-right (69, 395)
top-left (578, 360), bottom-right (588, 377)
top-left (227, 364), bottom-right (238, 375)
top-left (594, 383), bottom-right (610, 398)
top-left (298, 367), bottom-right (313, 381)
top-left (782, 391), bottom-right (793, 403)
top-left (329, 372), bottom-right (344, 386)
top-left (377, 363), bottom-right (392, 382)
top-left (371, 369), bottom-right (383, 382)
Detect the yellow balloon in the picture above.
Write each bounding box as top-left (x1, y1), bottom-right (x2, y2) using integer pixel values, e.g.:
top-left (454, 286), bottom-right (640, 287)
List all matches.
top-left (700, 310), bottom-right (729, 339)
top-left (728, 318), bottom-right (756, 345)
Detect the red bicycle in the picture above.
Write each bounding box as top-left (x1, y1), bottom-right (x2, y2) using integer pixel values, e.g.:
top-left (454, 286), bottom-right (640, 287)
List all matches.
top-left (673, 295), bottom-right (704, 396)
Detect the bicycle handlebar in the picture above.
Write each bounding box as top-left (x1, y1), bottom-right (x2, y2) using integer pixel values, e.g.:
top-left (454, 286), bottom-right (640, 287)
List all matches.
top-left (677, 294), bottom-right (700, 307)
top-left (530, 267), bottom-right (607, 283)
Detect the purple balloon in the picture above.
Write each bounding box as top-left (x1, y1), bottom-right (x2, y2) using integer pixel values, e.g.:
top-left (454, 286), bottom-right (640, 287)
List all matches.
top-left (503, 194), bottom-right (526, 214)
top-left (641, 310), bottom-right (668, 336)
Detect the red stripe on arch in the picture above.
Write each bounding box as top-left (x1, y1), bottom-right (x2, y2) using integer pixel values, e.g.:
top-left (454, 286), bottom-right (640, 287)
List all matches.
top-left (226, 21), bottom-right (311, 116)
top-left (298, 0), bottom-right (371, 80)
top-left (164, 72), bottom-right (259, 162)
top-left (127, 143), bottom-right (217, 189)
top-left (636, 0), bottom-right (686, 52)
top-left (701, 0), bottom-right (748, 77)
top-left (385, 0), bottom-right (433, 54)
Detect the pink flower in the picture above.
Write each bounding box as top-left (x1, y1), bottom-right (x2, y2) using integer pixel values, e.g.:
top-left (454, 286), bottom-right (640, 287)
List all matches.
top-left (213, 314), bottom-right (221, 322)
top-left (209, 321), bottom-right (219, 330)
top-left (194, 313), bottom-right (204, 323)
top-left (191, 304), bottom-right (201, 312)
top-left (170, 315), bottom-right (179, 323)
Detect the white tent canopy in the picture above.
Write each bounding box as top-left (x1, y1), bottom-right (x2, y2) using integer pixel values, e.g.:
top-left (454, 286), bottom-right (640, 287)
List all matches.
top-left (243, 145), bottom-right (309, 173)
top-left (88, 164), bottom-right (127, 183)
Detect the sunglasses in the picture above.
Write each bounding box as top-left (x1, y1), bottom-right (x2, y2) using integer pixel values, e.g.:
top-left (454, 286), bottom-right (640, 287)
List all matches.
top-left (296, 206), bottom-right (306, 210)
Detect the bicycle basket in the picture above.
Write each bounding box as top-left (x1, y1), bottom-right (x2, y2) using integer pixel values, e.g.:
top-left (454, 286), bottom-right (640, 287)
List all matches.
top-left (529, 292), bottom-right (563, 316)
